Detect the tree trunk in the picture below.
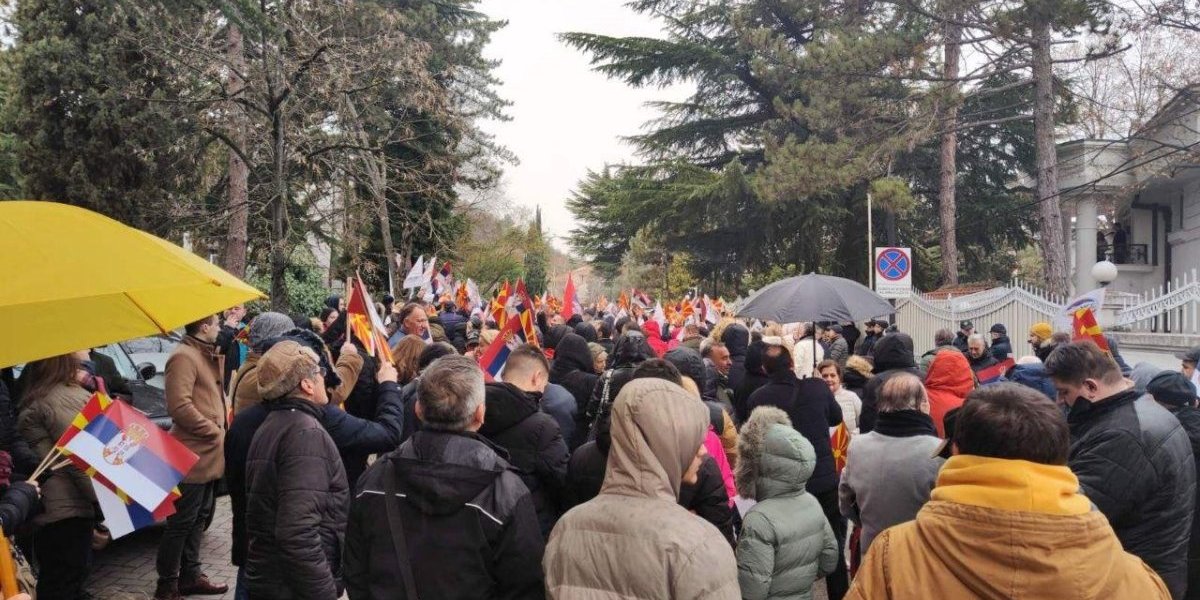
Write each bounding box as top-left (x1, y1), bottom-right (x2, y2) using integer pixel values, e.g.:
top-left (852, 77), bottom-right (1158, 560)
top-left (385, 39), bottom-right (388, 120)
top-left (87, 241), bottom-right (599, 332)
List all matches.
top-left (938, 20), bottom-right (961, 286)
top-left (1032, 23), bottom-right (1070, 296)
top-left (220, 23), bottom-right (249, 277)
top-left (270, 107), bottom-right (289, 312)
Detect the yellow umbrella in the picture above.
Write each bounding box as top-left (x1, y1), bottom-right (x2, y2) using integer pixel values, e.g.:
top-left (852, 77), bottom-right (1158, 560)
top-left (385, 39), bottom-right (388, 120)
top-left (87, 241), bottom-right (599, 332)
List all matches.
top-left (0, 201), bottom-right (265, 367)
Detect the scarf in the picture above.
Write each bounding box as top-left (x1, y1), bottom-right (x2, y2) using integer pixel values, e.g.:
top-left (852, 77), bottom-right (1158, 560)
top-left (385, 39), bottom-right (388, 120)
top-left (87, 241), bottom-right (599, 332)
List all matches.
top-left (873, 409), bottom-right (937, 438)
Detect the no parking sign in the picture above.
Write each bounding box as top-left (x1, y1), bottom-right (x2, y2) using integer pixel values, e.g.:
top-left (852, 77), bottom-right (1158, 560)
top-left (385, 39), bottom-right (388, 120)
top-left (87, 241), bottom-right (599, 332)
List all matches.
top-left (875, 247), bottom-right (912, 299)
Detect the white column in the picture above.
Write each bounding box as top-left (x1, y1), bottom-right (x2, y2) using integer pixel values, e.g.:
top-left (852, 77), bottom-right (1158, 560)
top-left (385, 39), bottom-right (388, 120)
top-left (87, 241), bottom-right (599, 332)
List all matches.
top-left (1075, 195), bottom-right (1099, 293)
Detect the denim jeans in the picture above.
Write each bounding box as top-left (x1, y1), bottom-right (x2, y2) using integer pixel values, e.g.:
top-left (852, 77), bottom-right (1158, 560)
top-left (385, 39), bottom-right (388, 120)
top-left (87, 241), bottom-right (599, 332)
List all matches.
top-left (235, 566), bottom-right (250, 600)
top-left (155, 482), bottom-right (215, 583)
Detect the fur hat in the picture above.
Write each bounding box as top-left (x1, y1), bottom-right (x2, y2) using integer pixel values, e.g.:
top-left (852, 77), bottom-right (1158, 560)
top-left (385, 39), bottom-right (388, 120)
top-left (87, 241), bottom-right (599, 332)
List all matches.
top-left (734, 405), bottom-right (792, 500)
top-left (257, 340), bottom-right (321, 401)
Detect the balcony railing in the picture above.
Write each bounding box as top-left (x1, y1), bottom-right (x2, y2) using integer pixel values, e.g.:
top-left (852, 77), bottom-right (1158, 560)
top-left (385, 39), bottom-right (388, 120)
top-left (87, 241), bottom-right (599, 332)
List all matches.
top-left (1098, 243), bottom-right (1149, 266)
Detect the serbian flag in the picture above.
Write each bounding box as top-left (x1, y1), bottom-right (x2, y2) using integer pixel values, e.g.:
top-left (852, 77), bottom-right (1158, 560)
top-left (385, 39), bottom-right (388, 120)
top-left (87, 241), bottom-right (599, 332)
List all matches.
top-left (1072, 307), bottom-right (1111, 353)
top-left (477, 315), bottom-right (531, 381)
top-left (831, 423), bottom-right (851, 474)
top-left (57, 394), bottom-right (198, 511)
top-left (512, 280), bottom-right (540, 348)
top-left (92, 478), bottom-right (178, 539)
top-left (976, 357), bottom-right (1015, 385)
top-left (346, 274), bottom-right (394, 363)
top-left (562, 273), bottom-right (581, 320)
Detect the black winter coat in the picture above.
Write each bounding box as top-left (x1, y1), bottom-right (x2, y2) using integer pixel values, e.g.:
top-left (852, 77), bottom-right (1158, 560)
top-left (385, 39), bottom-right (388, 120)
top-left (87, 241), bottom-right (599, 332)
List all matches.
top-left (733, 341), bottom-right (770, 424)
top-left (746, 372), bottom-right (843, 495)
top-left (245, 399), bottom-right (349, 600)
top-left (565, 440), bottom-right (735, 545)
top-left (0, 381), bottom-right (38, 478)
top-left (859, 333), bottom-right (919, 434)
top-left (1068, 389), bottom-right (1196, 599)
top-left (345, 430), bottom-right (545, 600)
top-left (549, 333), bottom-right (599, 448)
top-left (0, 481), bottom-right (38, 532)
top-left (952, 331), bottom-right (969, 353)
top-left (990, 335), bottom-right (1012, 361)
top-left (1166, 403), bottom-right (1200, 588)
top-left (342, 349), bottom-right (381, 487)
top-left (480, 383), bottom-right (569, 536)
top-left (722, 325), bottom-right (750, 392)
top-left (226, 381), bottom-right (404, 567)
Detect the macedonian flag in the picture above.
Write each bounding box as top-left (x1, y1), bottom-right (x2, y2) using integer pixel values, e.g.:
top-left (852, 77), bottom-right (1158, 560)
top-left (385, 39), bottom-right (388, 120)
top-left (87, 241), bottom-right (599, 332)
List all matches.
top-left (1072, 307), bottom-right (1111, 353)
top-left (831, 423), bottom-right (851, 474)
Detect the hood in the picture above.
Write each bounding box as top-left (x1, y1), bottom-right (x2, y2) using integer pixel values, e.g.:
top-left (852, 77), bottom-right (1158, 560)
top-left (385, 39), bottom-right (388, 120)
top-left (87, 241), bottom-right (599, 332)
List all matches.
top-left (551, 333), bottom-right (595, 377)
top-left (721, 324), bottom-right (750, 357)
top-left (611, 332), bottom-right (654, 367)
top-left (393, 430), bottom-right (510, 516)
top-left (643, 321), bottom-right (669, 356)
top-left (1130, 362), bottom-right (1163, 391)
top-left (744, 340), bottom-right (767, 375)
top-left (872, 333), bottom-right (916, 372)
top-left (545, 325), bottom-right (571, 350)
top-left (1009, 363), bottom-right (1056, 401)
top-left (602, 378), bottom-right (708, 501)
top-left (664, 347), bottom-right (706, 384)
top-left (573, 322), bottom-right (598, 343)
top-left (735, 406), bottom-right (814, 501)
top-left (926, 351), bottom-right (974, 397)
top-left (843, 368), bottom-right (870, 390)
top-left (480, 382), bottom-right (538, 436)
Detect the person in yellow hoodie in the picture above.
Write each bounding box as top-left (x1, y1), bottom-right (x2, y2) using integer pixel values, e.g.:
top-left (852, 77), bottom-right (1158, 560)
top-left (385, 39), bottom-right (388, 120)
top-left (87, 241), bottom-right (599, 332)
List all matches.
top-left (847, 383), bottom-right (1170, 600)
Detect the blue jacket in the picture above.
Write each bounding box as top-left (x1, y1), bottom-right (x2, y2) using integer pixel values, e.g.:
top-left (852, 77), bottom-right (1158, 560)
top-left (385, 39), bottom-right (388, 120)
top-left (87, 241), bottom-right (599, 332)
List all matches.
top-left (540, 383), bottom-right (577, 449)
top-left (1009, 363), bottom-right (1056, 401)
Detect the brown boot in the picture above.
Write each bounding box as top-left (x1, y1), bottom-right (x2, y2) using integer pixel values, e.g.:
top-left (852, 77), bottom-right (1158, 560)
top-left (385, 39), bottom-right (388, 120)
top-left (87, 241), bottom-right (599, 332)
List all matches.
top-left (178, 574), bottom-right (229, 596)
top-left (153, 579), bottom-right (182, 600)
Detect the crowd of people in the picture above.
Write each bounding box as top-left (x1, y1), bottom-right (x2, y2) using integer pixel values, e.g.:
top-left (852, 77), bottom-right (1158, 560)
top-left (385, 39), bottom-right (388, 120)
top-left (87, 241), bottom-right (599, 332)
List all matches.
top-left (1, 292), bottom-right (1199, 599)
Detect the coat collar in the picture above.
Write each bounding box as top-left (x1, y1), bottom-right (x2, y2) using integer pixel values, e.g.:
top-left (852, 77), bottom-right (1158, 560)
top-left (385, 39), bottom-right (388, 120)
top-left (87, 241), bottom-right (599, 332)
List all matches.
top-left (932, 455), bottom-right (1091, 516)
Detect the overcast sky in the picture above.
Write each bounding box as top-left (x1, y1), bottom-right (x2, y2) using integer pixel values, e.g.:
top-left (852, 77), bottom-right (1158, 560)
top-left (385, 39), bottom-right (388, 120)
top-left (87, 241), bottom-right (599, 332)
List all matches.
top-left (477, 0), bottom-right (688, 250)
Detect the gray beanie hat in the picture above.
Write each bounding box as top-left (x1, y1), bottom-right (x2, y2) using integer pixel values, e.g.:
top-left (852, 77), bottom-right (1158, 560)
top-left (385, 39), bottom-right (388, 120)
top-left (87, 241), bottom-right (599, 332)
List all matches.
top-left (250, 312), bottom-right (296, 351)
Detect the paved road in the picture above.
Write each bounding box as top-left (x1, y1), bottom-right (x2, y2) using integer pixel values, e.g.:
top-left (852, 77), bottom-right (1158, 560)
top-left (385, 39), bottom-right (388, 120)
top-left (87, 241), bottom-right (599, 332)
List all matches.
top-left (89, 496), bottom-right (238, 600)
top-left (87, 495), bottom-right (830, 600)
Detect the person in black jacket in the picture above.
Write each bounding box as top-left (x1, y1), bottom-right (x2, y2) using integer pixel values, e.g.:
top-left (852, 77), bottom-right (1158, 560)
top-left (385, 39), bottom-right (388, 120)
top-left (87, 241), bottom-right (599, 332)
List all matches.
top-left (1046, 341), bottom-right (1196, 599)
top-left (859, 333), bottom-right (919, 434)
top-left (480, 346), bottom-right (569, 536)
top-left (1148, 370), bottom-right (1200, 597)
top-left (549, 333), bottom-right (599, 449)
top-left (721, 324), bottom-right (750, 392)
top-left (734, 340), bottom-right (770, 424)
top-left (0, 381), bottom-right (38, 479)
top-left (583, 330), bottom-right (654, 444)
top-left (746, 344), bottom-right (848, 599)
top-left (345, 355), bottom-right (544, 600)
top-left (225, 334), bottom-right (402, 599)
top-left (988, 323), bottom-right (1012, 361)
top-left (244, 341), bottom-right (349, 600)
top-left (566, 362), bottom-right (735, 546)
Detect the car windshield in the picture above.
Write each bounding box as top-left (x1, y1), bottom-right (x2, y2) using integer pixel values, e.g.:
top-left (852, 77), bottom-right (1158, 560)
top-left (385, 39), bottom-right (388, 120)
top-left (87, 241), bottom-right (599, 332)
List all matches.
top-left (121, 333), bottom-right (181, 355)
top-left (92, 344), bottom-right (140, 381)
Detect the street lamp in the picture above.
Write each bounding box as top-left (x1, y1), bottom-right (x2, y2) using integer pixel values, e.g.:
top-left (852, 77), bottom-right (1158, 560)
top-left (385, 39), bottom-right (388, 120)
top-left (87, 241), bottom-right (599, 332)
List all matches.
top-left (1092, 260), bottom-right (1119, 287)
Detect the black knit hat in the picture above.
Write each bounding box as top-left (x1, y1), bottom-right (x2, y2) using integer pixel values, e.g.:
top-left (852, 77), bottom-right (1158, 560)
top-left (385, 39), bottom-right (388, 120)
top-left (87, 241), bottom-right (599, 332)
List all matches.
top-left (989, 323), bottom-right (1007, 335)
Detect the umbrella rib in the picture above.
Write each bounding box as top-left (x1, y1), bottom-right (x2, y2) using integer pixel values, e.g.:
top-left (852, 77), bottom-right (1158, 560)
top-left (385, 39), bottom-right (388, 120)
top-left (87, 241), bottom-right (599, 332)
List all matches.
top-left (123, 292), bottom-right (172, 335)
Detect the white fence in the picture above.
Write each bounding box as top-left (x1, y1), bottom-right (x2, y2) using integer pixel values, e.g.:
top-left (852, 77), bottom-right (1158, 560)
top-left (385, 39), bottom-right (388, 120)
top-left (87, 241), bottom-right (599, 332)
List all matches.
top-left (1113, 268), bottom-right (1200, 335)
top-left (896, 274), bottom-right (1200, 358)
top-left (895, 281), bottom-right (1064, 358)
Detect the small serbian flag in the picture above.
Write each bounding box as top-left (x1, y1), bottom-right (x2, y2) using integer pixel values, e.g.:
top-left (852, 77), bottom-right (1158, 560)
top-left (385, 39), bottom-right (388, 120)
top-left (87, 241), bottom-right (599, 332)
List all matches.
top-left (976, 358), bottom-right (1015, 385)
top-left (57, 393), bottom-right (198, 511)
top-left (478, 316), bottom-right (530, 382)
top-left (91, 478), bottom-right (179, 539)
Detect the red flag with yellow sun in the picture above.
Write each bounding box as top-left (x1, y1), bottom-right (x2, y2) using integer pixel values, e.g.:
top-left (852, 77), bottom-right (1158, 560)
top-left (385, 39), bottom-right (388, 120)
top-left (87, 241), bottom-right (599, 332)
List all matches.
top-left (831, 423), bottom-right (851, 474)
top-left (1071, 307), bottom-right (1111, 353)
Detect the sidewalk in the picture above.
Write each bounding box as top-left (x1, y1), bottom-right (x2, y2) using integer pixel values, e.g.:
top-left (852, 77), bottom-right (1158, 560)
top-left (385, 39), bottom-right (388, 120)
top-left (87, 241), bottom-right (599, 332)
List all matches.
top-left (88, 496), bottom-right (238, 599)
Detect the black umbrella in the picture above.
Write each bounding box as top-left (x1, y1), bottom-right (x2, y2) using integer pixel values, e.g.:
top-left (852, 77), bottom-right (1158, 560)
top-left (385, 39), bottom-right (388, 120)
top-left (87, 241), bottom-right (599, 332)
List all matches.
top-left (737, 273), bottom-right (895, 373)
top-left (736, 273), bottom-right (895, 324)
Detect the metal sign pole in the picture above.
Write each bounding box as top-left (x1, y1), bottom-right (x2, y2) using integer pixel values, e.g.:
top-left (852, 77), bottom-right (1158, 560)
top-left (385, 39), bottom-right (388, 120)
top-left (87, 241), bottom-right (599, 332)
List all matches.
top-left (867, 192), bottom-right (875, 291)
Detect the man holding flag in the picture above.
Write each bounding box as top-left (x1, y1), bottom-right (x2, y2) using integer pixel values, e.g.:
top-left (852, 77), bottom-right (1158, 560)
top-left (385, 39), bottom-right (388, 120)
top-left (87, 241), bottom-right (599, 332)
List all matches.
top-left (155, 315), bottom-right (230, 599)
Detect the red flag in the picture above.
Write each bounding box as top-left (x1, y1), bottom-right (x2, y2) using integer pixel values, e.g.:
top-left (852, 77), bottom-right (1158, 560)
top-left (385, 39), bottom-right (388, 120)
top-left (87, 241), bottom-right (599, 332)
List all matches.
top-left (831, 423), bottom-right (850, 474)
top-left (346, 274), bottom-right (393, 363)
top-left (562, 273), bottom-right (581, 320)
top-left (1072, 307), bottom-right (1111, 353)
top-left (975, 357), bottom-right (1015, 385)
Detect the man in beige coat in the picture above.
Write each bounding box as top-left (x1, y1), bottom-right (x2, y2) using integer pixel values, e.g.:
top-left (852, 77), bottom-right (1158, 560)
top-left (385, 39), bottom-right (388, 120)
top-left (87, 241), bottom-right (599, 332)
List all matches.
top-left (155, 314), bottom-right (229, 600)
top-left (544, 378), bottom-right (739, 599)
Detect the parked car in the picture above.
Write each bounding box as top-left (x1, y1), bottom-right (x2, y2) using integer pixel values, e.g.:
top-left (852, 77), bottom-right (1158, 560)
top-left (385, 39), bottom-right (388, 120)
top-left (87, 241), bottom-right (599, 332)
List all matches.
top-left (89, 342), bottom-right (172, 431)
top-left (121, 332), bottom-right (182, 390)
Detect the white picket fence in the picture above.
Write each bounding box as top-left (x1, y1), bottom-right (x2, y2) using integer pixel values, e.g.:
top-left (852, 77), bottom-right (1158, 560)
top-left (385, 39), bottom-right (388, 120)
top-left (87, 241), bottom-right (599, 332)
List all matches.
top-left (1113, 268), bottom-right (1200, 335)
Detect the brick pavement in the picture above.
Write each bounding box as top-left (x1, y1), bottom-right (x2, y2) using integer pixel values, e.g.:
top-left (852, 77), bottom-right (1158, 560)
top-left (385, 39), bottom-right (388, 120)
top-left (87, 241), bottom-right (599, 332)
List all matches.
top-left (88, 496), bottom-right (238, 600)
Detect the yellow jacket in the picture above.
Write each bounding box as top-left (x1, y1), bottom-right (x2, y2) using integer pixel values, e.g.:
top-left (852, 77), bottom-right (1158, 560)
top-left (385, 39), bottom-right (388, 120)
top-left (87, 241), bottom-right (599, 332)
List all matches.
top-left (848, 455), bottom-right (1170, 599)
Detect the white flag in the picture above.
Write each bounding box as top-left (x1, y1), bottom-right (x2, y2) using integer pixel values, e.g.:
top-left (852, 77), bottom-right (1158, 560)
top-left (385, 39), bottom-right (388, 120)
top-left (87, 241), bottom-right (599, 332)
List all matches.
top-left (467, 278), bottom-right (481, 309)
top-left (403, 255), bottom-right (425, 289)
top-left (418, 255), bottom-right (437, 297)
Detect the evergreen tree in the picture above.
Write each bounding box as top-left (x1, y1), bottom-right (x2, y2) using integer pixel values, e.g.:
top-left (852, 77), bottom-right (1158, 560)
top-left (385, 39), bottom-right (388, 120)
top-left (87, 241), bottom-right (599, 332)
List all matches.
top-left (523, 206), bottom-right (549, 295)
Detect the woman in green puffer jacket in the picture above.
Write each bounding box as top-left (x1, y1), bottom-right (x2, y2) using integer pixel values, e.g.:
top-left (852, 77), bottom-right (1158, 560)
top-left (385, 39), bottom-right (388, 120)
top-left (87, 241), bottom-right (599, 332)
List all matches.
top-left (735, 406), bottom-right (839, 600)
